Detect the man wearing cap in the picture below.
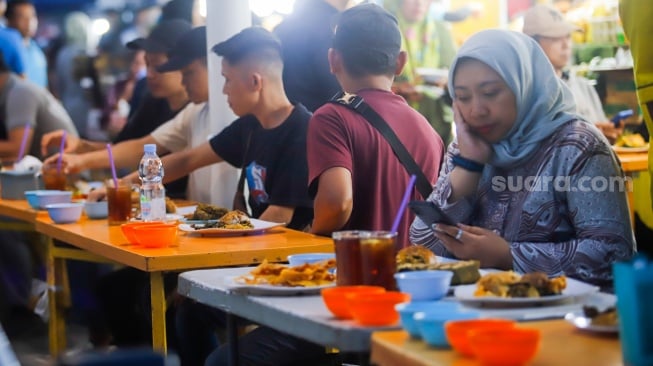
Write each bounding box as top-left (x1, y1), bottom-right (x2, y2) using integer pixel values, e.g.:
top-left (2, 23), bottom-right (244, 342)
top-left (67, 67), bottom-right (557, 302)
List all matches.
top-left (159, 27), bottom-right (317, 366)
top-left (522, 4), bottom-right (622, 143)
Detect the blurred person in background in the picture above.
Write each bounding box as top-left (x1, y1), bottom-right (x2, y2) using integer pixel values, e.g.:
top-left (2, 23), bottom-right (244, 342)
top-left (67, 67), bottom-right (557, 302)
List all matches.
top-left (273, 0), bottom-right (347, 112)
top-left (620, 0), bottom-right (653, 256)
top-left (0, 0), bottom-right (26, 76)
top-left (5, 0), bottom-right (47, 87)
top-left (385, 0), bottom-right (457, 146)
top-left (53, 11), bottom-right (93, 137)
top-left (522, 4), bottom-right (623, 143)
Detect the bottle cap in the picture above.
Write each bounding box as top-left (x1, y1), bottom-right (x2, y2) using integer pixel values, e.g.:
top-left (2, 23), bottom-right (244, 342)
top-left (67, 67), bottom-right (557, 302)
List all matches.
top-left (143, 144), bottom-right (157, 153)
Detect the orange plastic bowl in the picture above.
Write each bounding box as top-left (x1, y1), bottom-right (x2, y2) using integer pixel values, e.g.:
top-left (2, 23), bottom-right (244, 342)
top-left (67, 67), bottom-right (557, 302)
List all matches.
top-left (132, 223), bottom-right (178, 248)
top-left (445, 318), bottom-right (516, 357)
top-left (120, 221), bottom-right (167, 245)
top-left (321, 286), bottom-right (386, 319)
top-left (347, 291), bottom-right (410, 326)
top-left (469, 327), bottom-right (541, 366)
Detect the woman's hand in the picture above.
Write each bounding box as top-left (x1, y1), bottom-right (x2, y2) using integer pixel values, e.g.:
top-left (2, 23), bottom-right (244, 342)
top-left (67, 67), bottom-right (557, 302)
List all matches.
top-left (433, 223), bottom-right (512, 269)
top-left (452, 101), bottom-right (492, 163)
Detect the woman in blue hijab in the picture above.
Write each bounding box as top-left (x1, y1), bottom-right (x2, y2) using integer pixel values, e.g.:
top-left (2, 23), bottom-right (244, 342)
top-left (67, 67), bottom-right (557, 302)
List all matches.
top-left (410, 29), bottom-right (634, 288)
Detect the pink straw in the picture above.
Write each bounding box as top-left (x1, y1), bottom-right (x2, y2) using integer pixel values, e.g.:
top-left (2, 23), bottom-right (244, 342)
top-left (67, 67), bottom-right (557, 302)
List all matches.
top-left (56, 131), bottom-right (66, 172)
top-left (391, 174), bottom-right (417, 235)
top-left (17, 124), bottom-right (30, 161)
top-left (106, 144), bottom-right (119, 188)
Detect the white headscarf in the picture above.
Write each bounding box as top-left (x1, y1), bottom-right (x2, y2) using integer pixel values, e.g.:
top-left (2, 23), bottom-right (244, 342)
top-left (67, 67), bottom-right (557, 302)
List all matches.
top-left (447, 29), bottom-right (581, 168)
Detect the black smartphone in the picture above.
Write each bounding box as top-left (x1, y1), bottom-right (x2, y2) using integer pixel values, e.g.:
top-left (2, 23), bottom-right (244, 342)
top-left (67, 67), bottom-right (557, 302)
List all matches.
top-left (408, 200), bottom-right (458, 227)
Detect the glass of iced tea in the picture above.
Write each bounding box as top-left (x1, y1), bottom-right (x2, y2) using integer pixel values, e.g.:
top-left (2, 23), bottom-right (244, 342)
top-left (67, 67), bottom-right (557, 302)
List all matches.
top-left (359, 231), bottom-right (398, 291)
top-left (107, 180), bottom-right (133, 225)
top-left (41, 165), bottom-right (67, 190)
top-left (332, 231), bottom-right (364, 286)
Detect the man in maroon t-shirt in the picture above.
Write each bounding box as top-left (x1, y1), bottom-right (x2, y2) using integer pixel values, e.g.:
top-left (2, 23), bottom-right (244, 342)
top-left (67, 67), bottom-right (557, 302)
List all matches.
top-left (307, 4), bottom-right (444, 247)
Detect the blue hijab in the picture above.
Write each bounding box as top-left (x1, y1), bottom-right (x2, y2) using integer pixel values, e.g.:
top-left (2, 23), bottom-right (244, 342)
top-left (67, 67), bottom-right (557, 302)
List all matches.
top-left (447, 29), bottom-right (580, 168)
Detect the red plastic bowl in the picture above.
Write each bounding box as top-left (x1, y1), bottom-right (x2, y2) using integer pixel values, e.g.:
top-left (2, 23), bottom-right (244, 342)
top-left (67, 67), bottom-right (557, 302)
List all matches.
top-left (445, 318), bottom-right (516, 357)
top-left (347, 291), bottom-right (410, 326)
top-left (132, 223), bottom-right (177, 248)
top-left (469, 327), bottom-right (541, 366)
top-left (321, 286), bottom-right (386, 319)
top-left (120, 221), bottom-right (167, 245)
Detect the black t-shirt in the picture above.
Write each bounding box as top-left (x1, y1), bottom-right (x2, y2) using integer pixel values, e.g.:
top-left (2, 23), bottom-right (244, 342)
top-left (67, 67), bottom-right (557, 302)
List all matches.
top-left (210, 104), bottom-right (313, 230)
top-left (113, 93), bottom-right (189, 199)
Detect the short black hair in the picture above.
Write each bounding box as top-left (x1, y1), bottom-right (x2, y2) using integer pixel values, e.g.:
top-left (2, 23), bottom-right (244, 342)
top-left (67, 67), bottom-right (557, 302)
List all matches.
top-left (212, 27), bottom-right (282, 65)
top-left (5, 0), bottom-right (33, 20)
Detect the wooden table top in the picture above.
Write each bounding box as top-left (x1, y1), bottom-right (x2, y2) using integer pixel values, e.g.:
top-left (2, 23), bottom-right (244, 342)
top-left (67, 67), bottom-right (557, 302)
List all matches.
top-left (0, 198), bottom-right (42, 222)
top-left (370, 321), bottom-right (622, 366)
top-left (616, 151), bottom-right (648, 173)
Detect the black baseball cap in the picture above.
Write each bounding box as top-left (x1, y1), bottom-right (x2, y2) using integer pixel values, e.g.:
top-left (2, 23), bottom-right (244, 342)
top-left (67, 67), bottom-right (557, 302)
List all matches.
top-left (126, 19), bottom-right (192, 53)
top-left (332, 4), bottom-right (401, 74)
top-left (157, 26), bottom-right (207, 72)
top-left (212, 26), bottom-right (282, 63)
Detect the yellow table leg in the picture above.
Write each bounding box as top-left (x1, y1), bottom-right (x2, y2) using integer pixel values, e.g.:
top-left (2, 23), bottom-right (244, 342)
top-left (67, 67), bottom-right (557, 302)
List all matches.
top-left (46, 237), bottom-right (67, 356)
top-left (150, 271), bottom-right (167, 353)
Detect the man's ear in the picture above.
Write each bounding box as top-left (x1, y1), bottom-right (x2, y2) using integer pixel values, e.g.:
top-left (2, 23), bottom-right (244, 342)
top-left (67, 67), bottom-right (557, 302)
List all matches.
top-left (251, 73), bottom-right (263, 91)
top-left (328, 48), bottom-right (340, 75)
top-left (395, 50), bottom-right (408, 76)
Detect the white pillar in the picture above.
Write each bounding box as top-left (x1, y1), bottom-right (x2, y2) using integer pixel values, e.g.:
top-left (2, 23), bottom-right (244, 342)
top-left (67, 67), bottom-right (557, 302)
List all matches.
top-left (204, 1), bottom-right (251, 208)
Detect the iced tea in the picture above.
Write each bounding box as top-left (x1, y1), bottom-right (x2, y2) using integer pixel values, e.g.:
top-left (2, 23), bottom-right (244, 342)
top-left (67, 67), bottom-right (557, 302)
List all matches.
top-left (360, 232), bottom-right (397, 291)
top-left (107, 184), bottom-right (132, 225)
top-left (42, 166), bottom-right (67, 190)
top-left (333, 231), bottom-right (364, 286)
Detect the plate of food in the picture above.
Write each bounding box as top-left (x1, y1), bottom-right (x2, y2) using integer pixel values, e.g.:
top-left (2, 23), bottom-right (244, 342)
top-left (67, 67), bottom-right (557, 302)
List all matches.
top-left (454, 271), bottom-right (599, 307)
top-left (612, 134), bottom-right (648, 153)
top-left (565, 306), bottom-right (619, 334)
top-left (224, 259), bottom-right (336, 296)
top-left (178, 211), bottom-right (285, 236)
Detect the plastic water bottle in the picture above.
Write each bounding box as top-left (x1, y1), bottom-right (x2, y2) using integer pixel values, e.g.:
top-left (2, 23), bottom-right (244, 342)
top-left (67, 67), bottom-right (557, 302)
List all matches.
top-left (138, 144), bottom-right (166, 221)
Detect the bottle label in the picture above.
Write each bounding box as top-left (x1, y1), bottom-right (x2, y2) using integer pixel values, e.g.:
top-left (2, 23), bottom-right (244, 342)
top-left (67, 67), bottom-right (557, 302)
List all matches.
top-left (140, 188), bottom-right (166, 221)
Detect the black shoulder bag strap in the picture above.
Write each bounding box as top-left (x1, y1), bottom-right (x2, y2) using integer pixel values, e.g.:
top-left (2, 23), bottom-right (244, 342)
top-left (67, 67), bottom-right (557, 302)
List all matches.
top-left (329, 92), bottom-right (433, 198)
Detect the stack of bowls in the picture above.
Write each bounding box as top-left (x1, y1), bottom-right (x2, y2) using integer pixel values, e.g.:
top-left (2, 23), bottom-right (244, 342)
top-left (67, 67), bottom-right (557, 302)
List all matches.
top-left (83, 200), bottom-right (108, 219)
top-left (45, 202), bottom-right (84, 224)
top-left (321, 286), bottom-right (386, 319)
top-left (120, 222), bottom-right (177, 248)
top-left (394, 270), bottom-right (453, 301)
top-left (347, 292), bottom-right (411, 326)
top-left (34, 190), bottom-right (72, 209)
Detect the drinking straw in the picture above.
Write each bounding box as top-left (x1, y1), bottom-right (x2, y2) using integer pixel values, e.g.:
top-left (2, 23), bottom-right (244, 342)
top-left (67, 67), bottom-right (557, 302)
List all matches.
top-left (56, 131), bottom-right (66, 172)
top-left (17, 124), bottom-right (31, 162)
top-left (106, 144), bottom-right (119, 188)
top-left (391, 174), bottom-right (417, 235)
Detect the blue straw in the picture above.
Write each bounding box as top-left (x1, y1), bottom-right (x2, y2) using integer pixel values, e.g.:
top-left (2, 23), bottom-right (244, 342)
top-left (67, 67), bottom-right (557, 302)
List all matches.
top-left (391, 174), bottom-right (417, 234)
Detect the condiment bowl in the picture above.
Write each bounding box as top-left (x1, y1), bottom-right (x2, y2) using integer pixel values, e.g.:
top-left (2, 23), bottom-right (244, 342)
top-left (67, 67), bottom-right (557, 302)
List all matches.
top-left (24, 190), bottom-right (61, 209)
top-left (445, 318), bottom-right (516, 357)
top-left (321, 286), bottom-right (385, 319)
top-left (414, 309), bottom-right (479, 347)
top-left (84, 200), bottom-right (108, 219)
top-left (348, 291), bottom-right (410, 326)
top-left (45, 202), bottom-right (83, 224)
top-left (394, 270), bottom-right (453, 301)
top-left (34, 190), bottom-right (72, 209)
top-left (396, 301), bottom-right (461, 339)
top-left (131, 223), bottom-right (177, 248)
top-left (469, 327), bottom-right (541, 365)
top-left (120, 221), bottom-right (166, 245)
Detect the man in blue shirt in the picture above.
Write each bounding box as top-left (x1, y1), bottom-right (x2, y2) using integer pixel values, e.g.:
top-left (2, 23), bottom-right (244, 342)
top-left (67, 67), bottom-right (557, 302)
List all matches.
top-left (0, 0), bottom-right (26, 76)
top-left (6, 0), bottom-right (47, 87)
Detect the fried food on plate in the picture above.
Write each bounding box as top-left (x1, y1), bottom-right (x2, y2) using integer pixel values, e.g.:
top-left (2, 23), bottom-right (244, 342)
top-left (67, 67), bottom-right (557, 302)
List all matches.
top-left (396, 246), bottom-right (481, 285)
top-left (474, 271), bottom-right (566, 298)
top-left (238, 259), bottom-right (336, 287)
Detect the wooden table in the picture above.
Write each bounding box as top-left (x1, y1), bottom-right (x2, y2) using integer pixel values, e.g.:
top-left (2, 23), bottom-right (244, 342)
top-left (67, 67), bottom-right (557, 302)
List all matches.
top-left (0, 198), bottom-right (334, 356)
top-left (370, 322), bottom-right (622, 366)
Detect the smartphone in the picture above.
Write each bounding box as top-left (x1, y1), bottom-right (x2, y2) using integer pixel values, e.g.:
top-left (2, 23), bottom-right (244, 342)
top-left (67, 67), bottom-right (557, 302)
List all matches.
top-left (611, 109), bottom-right (633, 127)
top-left (408, 200), bottom-right (458, 227)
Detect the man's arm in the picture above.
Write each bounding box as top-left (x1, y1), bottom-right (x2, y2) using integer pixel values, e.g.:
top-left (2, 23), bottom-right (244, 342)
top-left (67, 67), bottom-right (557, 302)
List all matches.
top-left (259, 205), bottom-right (294, 226)
top-left (0, 125), bottom-right (34, 158)
top-left (43, 135), bottom-right (167, 173)
top-left (310, 167), bottom-right (353, 236)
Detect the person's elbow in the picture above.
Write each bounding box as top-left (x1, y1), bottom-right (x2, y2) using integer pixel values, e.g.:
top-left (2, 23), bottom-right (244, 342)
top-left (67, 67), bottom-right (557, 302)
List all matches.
top-left (312, 194), bottom-right (353, 235)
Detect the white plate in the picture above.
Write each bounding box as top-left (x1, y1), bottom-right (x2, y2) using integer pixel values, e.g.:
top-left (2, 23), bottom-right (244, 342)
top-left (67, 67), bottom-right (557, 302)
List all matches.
top-left (223, 275), bottom-right (334, 296)
top-left (178, 218), bottom-right (285, 236)
top-left (130, 213), bottom-right (184, 222)
top-left (454, 277), bottom-right (599, 307)
top-left (174, 205), bottom-right (197, 216)
top-left (564, 311), bottom-right (619, 334)
top-left (612, 144), bottom-right (649, 153)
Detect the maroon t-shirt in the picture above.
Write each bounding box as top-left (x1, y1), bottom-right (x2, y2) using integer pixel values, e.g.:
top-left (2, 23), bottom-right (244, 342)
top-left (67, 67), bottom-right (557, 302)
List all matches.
top-left (307, 89), bottom-right (444, 247)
